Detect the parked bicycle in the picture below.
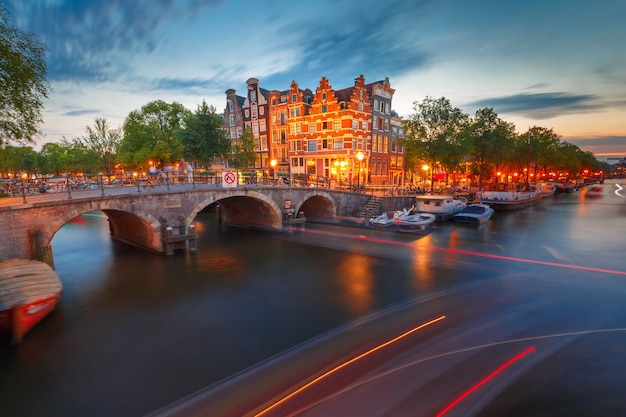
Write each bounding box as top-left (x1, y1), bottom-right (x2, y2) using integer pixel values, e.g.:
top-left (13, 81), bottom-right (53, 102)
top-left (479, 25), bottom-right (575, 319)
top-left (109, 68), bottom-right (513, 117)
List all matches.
top-left (139, 174), bottom-right (170, 191)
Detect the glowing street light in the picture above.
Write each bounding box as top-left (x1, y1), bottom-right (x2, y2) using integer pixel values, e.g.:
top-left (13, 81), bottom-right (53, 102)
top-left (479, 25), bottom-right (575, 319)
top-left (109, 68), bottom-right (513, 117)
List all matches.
top-left (270, 159), bottom-right (277, 185)
top-left (356, 151), bottom-right (364, 188)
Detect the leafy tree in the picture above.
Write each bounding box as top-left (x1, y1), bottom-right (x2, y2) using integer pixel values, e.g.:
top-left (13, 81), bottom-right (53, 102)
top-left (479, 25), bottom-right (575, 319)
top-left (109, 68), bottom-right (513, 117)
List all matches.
top-left (401, 96), bottom-right (468, 190)
top-left (2, 144), bottom-right (37, 176)
top-left (120, 100), bottom-right (191, 170)
top-left (0, 2), bottom-right (50, 145)
top-left (79, 117), bottom-right (121, 174)
top-left (465, 108), bottom-right (517, 186)
top-left (178, 100), bottom-right (230, 165)
top-left (229, 126), bottom-right (256, 170)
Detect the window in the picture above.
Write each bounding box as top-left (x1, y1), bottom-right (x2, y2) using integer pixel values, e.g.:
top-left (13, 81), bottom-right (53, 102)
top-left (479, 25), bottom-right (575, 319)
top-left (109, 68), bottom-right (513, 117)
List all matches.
top-left (321, 104), bottom-right (327, 113)
top-left (333, 120), bottom-right (341, 130)
top-left (251, 106), bottom-right (258, 119)
top-left (358, 102), bottom-right (363, 112)
top-left (230, 127), bottom-right (237, 139)
top-left (334, 139), bottom-right (344, 150)
top-left (250, 91), bottom-right (257, 102)
top-left (362, 121), bottom-right (367, 130)
top-left (373, 99), bottom-right (379, 111)
top-left (252, 122), bottom-right (259, 136)
top-left (322, 121), bottom-right (328, 130)
top-left (383, 136), bottom-right (388, 152)
top-left (260, 135), bottom-right (267, 150)
top-left (380, 101), bottom-right (385, 113)
top-left (322, 139), bottom-right (329, 149)
top-left (259, 119), bottom-right (266, 132)
top-left (308, 141), bottom-right (317, 151)
top-left (309, 123), bottom-right (316, 134)
top-left (373, 116), bottom-right (378, 130)
top-left (292, 93), bottom-right (297, 103)
top-left (322, 93), bottom-right (326, 100)
top-left (296, 107), bottom-right (301, 116)
top-left (290, 108), bottom-right (295, 118)
top-left (397, 157), bottom-right (403, 167)
top-left (280, 130), bottom-right (287, 144)
top-left (229, 114), bottom-right (235, 126)
top-left (272, 130), bottom-right (277, 143)
top-left (352, 119), bottom-right (358, 130)
top-left (227, 100), bottom-right (234, 111)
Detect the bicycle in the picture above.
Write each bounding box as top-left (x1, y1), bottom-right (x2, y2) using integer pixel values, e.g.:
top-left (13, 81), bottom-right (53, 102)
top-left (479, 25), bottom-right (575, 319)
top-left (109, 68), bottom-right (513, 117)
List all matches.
top-left (139, 174), bottom-right (169, 191)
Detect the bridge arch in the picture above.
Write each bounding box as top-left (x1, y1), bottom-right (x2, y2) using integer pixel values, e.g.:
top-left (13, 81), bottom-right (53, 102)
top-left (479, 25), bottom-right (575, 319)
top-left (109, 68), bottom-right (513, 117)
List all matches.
top-left (296, 190), bottom-right (337, 219)
top-left (186, 190), bottom-right (284, 231)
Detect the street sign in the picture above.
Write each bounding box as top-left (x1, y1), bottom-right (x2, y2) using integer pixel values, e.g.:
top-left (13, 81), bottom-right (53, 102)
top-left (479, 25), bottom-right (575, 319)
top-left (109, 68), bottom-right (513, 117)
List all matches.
top-left (222, 171), bottom-right (237, 188)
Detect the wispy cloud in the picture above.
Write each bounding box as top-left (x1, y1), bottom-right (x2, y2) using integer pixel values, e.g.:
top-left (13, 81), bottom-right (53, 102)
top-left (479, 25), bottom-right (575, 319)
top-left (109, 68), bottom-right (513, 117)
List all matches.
top-left (469, 93), bottom-right (604, 119)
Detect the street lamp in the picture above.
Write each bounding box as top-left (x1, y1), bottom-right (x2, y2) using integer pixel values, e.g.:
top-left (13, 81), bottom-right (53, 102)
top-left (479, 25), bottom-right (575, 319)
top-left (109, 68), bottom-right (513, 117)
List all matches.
top-left (270, 159), bottom-right (277, 185)
top-left (356, 151), bottom-right (364, 188)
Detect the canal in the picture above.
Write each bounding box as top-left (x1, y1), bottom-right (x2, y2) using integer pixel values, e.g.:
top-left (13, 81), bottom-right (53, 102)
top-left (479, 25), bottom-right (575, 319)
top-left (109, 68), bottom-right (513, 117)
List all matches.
top-left (1, 182), bottom-right (625, 417)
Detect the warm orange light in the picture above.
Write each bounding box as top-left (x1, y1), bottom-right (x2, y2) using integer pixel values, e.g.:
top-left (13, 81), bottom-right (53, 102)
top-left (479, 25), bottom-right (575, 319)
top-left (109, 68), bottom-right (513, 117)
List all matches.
top-left (270, 159), bottom-right (277, 168)
top-left (356, 151), bottom-right (364, 162)
top-left (422, 164), bottom-right (429, 172)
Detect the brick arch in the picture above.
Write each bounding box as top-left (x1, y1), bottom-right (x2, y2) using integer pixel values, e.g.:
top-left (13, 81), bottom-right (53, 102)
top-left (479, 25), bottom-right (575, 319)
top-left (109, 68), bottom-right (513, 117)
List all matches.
top-left (295, 190), bottom-right (337, 219)
top-left (41, 200), bottom-right (163, 255)
top-left (186, 190), bottom-right (284, 230)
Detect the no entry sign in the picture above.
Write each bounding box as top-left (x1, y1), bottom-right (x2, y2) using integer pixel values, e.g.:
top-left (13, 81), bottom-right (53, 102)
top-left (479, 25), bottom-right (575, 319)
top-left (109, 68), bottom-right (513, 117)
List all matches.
top-left (222, 171), bottom-right (237, 188)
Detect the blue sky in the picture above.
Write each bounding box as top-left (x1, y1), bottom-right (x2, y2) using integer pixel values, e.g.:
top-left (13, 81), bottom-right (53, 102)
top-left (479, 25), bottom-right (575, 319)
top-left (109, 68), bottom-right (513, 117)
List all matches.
top-left (10, 0), bottom-right (626, 159)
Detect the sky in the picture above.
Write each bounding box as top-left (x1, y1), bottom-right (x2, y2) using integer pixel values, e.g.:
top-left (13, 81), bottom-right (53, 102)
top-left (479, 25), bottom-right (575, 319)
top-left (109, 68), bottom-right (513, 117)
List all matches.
top-left (9, 0), bottom-right (626, 161)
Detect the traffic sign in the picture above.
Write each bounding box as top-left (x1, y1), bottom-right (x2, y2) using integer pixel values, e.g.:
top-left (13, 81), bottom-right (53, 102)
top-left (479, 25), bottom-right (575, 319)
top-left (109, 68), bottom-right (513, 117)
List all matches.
top-left (222, 171), bottom-right (237, 188)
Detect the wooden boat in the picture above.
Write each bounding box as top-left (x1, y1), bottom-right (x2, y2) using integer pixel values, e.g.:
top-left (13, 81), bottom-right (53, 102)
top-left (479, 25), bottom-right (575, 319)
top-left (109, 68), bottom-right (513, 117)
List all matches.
top-left (453, 203), bottom-right (494, 225)
top-left (0, 259), bottom-right (62, 345)
top-left (414, 195), bottom-right (467, 221)
top-left (394, 211), bottom-right (436, 232)
top-left (478, 183), bottom-right (541, 211)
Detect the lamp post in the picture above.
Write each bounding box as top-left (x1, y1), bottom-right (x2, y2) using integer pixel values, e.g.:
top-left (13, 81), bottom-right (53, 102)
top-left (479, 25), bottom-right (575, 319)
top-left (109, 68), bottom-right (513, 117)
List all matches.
top-left (356, 151), bottom-right (364, 189)
top-left (270, 159), bottom-right (277, 185)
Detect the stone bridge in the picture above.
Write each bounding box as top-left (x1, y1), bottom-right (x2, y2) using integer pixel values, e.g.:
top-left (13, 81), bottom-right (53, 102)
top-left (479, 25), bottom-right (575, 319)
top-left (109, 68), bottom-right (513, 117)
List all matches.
top-left (0, 186), bottom-right (374, 266)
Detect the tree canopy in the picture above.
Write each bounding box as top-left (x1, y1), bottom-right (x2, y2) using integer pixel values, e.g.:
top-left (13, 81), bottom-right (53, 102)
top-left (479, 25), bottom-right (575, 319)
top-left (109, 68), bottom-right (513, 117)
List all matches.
top-left (120, 100), bottom-right (191, 170)
top-left (178, 100), bottom-right (231, 165)
top-left (0, 2), bottom-right (50, 145)
top-left (228, 126), bottom-right (256, 170)
top-left (77, 117), bottom-right (121, 174)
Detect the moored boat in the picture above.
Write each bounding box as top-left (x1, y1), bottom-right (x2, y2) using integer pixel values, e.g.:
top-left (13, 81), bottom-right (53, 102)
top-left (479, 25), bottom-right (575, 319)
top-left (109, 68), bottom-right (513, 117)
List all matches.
top-left (414, 194), bottom-right (467, 221)
top-left (394, 211), bottom-right (436, 232)
top-left (478, 183), bottom-right (541, 211)
top-left (0, 259), bottom-right (62, 345)
top-left (536, 182), bottom-right (556, 197)
top-left (369, 209), bottom-right (406, 227)
top-left (453, 203), bottom-right (494, 225)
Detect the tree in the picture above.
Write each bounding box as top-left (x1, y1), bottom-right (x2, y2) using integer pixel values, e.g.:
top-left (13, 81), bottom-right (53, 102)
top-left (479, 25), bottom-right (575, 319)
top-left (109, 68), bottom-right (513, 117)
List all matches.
top-left (465, 108), bottom-right (517, 186)
top-left (229, 126), bottom-right (256, 170)
top-left (178, 100), bottom-right (231, 165)
top-left (401, 96), bottom-right (468, 190)
top-left (79, 118), bottom-right (121, 174)
top-left (2, 144), bottom-right (37, 176)
top-left (0, 2), bottom-right (50, 145)
top-left (120, 100), bottom-right (191, 170)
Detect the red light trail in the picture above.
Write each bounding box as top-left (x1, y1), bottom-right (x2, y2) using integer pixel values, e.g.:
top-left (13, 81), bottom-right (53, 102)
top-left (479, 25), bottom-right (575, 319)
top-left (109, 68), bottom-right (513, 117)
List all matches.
top-left (436, 346), bottom-right (536, 417)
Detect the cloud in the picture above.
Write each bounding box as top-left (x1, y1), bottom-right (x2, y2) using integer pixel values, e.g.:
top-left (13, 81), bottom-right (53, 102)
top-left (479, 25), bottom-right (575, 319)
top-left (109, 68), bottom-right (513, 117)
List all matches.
top-left (16, 0), bottom-right (226, 82)
top-left (469, 92), bottom-right (605, 119)
top-left (63, 109), bottom-right (100, 117)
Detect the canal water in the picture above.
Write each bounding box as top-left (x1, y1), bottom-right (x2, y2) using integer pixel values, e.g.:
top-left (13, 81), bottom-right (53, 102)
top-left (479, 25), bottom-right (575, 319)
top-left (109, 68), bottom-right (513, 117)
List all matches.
top-left (1, 182), bottom-right (625, 417)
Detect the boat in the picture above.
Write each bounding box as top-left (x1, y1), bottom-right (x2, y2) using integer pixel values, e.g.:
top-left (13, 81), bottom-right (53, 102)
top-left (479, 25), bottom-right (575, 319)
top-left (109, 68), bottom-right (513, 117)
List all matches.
top-left (414, 194), bottom-right (467, 221)
top-left (394, 210), bottom-right (436, 232)
top-left (536, 182), bottom-right (556, 198)
top-left (583, 184), bottom-right (603, 198)
top-left (0, 259), bottom-right (62, 345)
top-left (369, 209), bottom-right (407, 227)
top-left (478, 183), bottom-right (541, 211)
top-left (453, 203), bottom-right (494, 225)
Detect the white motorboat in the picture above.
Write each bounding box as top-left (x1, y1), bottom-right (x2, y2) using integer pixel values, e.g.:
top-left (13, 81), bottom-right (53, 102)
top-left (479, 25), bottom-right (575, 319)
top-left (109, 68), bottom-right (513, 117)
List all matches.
top-left (415, 195), bottom-right (467, 221)
top-left (453, 203), bottom-right (494, 225)
top-left (394, 211), bottom-right (436, 232)
top-left (369, 209), bottom-right (406, 227)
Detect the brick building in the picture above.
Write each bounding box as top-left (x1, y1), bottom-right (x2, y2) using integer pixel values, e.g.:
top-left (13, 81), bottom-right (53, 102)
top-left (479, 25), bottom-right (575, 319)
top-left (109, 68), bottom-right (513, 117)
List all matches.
top-left (224, 74), bottom-right (404, 186)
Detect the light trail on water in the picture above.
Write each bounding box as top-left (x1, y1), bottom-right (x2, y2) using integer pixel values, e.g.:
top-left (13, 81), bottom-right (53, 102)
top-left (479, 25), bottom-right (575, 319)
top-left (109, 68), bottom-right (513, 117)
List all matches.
top-left (295, 228), bottom-right (626, 276)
